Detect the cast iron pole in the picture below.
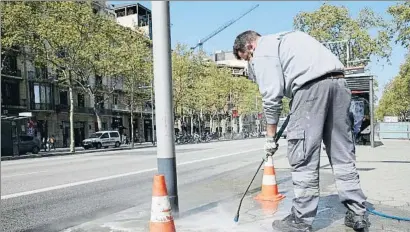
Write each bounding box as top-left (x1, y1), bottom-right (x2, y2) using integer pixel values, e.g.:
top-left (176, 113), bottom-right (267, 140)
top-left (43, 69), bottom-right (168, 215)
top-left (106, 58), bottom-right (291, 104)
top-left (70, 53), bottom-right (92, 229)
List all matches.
top-left (369, 76), bottom-right (375, 148)
top-left (151, 80), bottom-right (155, 145)
top-left (151, 1), bottom-right (179, 215)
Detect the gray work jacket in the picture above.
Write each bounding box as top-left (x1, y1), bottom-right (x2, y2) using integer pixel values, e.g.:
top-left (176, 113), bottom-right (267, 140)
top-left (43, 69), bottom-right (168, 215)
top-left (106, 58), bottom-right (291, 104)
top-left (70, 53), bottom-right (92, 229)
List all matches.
top-left (250, 30), bottom-right (345, 125)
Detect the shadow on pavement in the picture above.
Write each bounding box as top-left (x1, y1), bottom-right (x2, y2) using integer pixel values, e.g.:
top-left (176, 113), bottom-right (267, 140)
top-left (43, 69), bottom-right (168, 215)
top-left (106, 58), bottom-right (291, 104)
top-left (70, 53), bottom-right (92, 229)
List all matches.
top-left (358, 160), bottom-right (410, 164)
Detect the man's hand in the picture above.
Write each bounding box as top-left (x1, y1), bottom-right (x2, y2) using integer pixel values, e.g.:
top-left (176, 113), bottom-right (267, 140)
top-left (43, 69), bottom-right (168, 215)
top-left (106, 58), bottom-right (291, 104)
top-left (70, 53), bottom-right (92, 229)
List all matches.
top-left (264, 136), bottom-right (278, 156)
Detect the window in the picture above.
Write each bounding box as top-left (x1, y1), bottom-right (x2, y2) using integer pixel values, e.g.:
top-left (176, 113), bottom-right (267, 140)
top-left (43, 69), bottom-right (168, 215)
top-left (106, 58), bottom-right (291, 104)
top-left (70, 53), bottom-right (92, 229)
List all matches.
top-left (95, 75), bottom-right (103, 88)
top-left (35, 66), bottom-right (48, 79)
top-left (2, 55), bottom-right (18, 74)
top-left (113, 95), bottom-right (118, 105)
top-left (115, 8), bottom-right (126, 17)
top-left (109, 132), bottom-right (119, 138)
top-left (101, 133), bottom-right (109, 139)
top-left (31, 83), bottom-right (52, 104)
top-left (89, 132), bottom-right (103, 138)
top-left (78, 93), bottom-right (85, 107)
top-left (60, 91), bottom-right (68, 105)
top-left (1, 80), bottom-right (20, 105)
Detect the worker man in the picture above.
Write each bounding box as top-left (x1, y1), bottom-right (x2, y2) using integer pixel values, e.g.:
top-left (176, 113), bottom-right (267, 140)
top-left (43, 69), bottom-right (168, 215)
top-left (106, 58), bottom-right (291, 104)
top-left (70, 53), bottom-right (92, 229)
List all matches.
top-left (233, 30), bottom-right (368, 232)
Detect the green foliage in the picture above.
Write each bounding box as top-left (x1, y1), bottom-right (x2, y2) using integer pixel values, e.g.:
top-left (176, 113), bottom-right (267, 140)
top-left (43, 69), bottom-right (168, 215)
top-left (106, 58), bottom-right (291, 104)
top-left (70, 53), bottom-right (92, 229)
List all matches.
top-left (376, 54), bottom-right (410, 120)
top-left (293, 3), bottom-right (391, 66)
top-left (170, 44), bottom-right (263, 119)
top-left (194, 61), bottom-right (231, 116)
top-left (230, 77), bottom-right (260, 115)
top-left (388, 2), bottom-right (410, 49)
top-left (118, 27), bottom-right (153, 109)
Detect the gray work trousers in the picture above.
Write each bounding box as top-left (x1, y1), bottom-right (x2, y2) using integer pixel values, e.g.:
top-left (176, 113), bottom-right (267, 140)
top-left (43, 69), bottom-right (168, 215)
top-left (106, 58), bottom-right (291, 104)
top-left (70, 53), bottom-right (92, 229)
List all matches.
top-left (286, 77), bottom-right (367, 225)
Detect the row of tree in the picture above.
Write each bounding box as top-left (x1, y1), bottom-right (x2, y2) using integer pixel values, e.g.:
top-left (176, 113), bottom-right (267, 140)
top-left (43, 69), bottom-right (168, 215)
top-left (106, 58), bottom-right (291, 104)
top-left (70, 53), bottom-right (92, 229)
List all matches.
top-left (171, 44), bottom-right (264, 134)
top-left (1, 1), bottom-right (409, 153)
top-left (1, 1), bottom-right (264, 151)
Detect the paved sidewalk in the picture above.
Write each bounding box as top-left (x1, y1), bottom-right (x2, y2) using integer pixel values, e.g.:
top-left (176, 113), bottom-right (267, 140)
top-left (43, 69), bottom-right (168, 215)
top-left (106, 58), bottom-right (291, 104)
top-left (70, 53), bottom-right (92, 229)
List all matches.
top-left (63, 139), bottom-right (410, 232)
top-left (1, 143), bottom-right (153, 161)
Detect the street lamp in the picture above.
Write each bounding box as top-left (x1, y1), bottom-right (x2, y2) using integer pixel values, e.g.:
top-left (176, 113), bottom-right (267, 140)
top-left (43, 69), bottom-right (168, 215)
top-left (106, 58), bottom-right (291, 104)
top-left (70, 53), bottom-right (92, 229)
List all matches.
top-left (138, 80), bottom-right (155, 145)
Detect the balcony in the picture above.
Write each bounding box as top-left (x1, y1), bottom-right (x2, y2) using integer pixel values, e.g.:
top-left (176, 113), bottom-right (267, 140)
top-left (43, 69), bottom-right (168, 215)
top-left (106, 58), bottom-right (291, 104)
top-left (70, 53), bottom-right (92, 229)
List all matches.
top-left (31, 103), bottom-right (54, 111)
top-left (75, 106), bottom-right (94, 114)
top-left (112, 104), bottom-right (130, 112)
top-left (1, 99), bottom-right (27, 109)
top-left (1, 67), bottom-right (22, 78)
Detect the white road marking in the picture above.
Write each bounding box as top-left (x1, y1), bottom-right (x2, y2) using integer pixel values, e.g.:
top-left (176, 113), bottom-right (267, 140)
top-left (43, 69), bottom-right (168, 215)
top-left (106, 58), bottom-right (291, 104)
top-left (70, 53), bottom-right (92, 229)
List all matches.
top-left (1, 148), bottom-right (262, 200)
top-left (2, 171), bottom-right (48, 178)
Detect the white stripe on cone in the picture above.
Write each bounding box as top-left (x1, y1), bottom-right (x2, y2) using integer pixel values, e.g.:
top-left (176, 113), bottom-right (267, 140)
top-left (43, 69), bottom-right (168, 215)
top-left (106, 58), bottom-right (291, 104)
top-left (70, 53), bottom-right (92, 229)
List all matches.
top-left (262, 174), bottom-right (277, 185)
top-left (150, 196), bottom-right (174, 222)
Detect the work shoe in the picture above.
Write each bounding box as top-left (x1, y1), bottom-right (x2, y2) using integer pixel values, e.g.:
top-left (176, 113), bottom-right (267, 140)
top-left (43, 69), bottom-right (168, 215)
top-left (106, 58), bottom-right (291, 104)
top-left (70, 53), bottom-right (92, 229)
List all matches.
top-left (344, 210), bottom-right (369, 231)
top-left (272, 214), bottom-right (312, 232)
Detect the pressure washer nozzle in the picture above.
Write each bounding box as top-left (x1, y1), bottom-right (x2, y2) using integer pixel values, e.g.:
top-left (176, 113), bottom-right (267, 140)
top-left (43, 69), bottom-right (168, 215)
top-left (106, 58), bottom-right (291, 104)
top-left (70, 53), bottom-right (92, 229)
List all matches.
top-left (234, 215), bottom-right (239, 222)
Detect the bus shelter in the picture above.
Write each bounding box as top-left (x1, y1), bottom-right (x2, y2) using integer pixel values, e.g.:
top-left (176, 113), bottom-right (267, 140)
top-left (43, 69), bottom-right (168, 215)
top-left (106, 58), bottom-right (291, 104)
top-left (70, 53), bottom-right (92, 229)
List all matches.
top-left (1, 112), bottom-right (33, 156)
top-left (345, 67), bottom-right (375, 147)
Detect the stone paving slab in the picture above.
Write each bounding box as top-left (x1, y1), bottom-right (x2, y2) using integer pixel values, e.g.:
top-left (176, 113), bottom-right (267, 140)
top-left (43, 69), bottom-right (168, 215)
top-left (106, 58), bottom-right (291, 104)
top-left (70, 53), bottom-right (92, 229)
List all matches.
top-left (64, 189), bottom-right (410, 232)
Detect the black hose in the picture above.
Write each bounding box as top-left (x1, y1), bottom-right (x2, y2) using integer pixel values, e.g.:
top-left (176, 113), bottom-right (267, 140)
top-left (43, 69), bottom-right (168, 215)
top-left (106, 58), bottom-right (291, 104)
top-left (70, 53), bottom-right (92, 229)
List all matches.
top-left (234, 114), bottom-right (290, 223)
top-left (234, 158), bottom-right (265, 222)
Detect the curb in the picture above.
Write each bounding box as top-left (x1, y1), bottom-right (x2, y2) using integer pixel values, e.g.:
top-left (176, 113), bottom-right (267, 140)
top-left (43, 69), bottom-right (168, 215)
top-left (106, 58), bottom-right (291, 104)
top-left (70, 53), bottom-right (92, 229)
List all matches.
top-left (1, 145), bottom-right (153, 161)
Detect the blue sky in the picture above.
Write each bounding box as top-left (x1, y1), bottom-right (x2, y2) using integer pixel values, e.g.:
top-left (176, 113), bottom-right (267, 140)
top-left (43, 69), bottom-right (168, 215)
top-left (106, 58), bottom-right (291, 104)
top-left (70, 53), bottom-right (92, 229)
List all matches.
top-left (109, 1), bottom-right (407, 101)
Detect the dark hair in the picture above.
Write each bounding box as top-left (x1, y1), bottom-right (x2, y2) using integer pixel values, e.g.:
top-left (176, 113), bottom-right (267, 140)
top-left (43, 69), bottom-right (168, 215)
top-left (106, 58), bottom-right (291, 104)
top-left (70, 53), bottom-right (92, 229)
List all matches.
top-left (233, 30), bottom-right (261, 60)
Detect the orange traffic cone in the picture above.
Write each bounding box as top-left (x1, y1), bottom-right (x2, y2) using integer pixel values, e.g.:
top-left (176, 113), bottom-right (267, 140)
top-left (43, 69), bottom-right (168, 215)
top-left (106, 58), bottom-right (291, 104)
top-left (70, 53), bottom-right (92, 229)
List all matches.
top-left (257, 199), bottom-right (280, 215)
top-left (149, 174), bottom-right (176, 232)
top-left (255, 156), bottom-right (285, 202)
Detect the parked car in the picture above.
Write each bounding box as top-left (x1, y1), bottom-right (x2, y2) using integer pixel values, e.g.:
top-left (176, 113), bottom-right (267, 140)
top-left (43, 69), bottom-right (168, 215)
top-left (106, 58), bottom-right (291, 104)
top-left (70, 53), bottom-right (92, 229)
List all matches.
top-left (19, 135), bottom-right (41, 154)
top-left (82, 131), bottom-right (121, 149)
top-left (277, 118), bottom-right (288, 139)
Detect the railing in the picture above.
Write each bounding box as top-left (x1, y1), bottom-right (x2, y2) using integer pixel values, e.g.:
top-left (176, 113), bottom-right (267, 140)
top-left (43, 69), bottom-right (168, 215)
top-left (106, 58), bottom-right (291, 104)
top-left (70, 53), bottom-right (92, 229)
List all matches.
top-left (75, 106), bottom-right (94, 114)
top-left (377, 122), bottom-right (410, 140)
top-left (31, 103), bottom-right (54, 111)
top-left (1, 68), bottom-right (22, 77)
top-left (2, 99), bottom-right (27, 109)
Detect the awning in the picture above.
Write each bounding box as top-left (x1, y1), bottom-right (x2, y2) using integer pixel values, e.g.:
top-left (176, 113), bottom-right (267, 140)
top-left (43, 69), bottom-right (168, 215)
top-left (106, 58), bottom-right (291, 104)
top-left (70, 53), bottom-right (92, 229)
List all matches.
top-left (1, 112), bottom-right (32, 121)
top-left (345, 73), bottom-right (373, 92)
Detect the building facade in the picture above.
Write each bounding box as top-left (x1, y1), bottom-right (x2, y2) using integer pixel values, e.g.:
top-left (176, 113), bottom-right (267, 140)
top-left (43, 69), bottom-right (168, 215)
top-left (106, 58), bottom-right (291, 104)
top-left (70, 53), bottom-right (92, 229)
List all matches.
top-left (1, 2), bottom-right (155, 148)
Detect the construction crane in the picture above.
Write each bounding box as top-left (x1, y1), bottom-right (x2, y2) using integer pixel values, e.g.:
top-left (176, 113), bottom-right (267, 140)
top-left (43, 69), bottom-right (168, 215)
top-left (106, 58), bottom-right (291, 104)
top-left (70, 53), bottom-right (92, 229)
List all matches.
top-left (190, 4), bottom-right (259, 51)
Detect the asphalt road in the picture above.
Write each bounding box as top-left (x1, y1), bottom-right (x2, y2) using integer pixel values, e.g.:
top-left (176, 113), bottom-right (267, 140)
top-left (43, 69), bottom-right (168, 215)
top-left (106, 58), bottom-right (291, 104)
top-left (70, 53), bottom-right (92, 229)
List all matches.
top-left (1, 138), bottom-right (288, 232)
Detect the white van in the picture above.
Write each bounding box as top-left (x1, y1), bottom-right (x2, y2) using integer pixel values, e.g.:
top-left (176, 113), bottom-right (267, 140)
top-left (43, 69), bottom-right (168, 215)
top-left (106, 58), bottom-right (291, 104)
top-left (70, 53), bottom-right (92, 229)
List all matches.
top-left (82, 131), bottom-right (121, 149)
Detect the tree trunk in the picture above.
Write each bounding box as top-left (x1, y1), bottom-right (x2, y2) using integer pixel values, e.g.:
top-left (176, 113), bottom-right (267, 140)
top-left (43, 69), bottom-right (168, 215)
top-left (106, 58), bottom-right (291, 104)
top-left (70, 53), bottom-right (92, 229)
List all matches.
top-left (68, 74), bottom-right (75, 153)
top-left (94, 107), bottom-right (102, 131)
top-left (131, 111), bottom-right (134, 148)
top-left (210, 117), bottom-right (213, 133)
top-left (198, 115), bottom-right (202, 135)
top-left (131, 80), bottom-right (135, 148)
top-left (190, 114), bottom-right (194, 135)
top-left (239, 115), bottom-right (244, 133)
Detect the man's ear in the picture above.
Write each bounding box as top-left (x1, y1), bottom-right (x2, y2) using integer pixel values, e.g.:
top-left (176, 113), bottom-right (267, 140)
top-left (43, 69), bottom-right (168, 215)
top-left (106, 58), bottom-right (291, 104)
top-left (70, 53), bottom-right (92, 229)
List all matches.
top-left (246, 43), bottom-right (254, 51)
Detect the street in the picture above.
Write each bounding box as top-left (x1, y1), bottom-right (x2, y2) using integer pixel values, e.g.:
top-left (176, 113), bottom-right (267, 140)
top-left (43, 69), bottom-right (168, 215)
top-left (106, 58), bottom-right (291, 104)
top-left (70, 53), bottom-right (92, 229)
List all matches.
top-left (2, 138), bottom-right (410, 232)
top-left (1, 138), bottom-right (280, 232)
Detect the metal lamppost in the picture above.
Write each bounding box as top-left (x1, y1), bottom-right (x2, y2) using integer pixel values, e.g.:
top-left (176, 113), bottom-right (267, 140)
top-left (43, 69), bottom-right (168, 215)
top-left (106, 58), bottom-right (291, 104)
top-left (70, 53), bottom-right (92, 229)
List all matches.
top-left (151, 1), bottom-right (179, 215)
